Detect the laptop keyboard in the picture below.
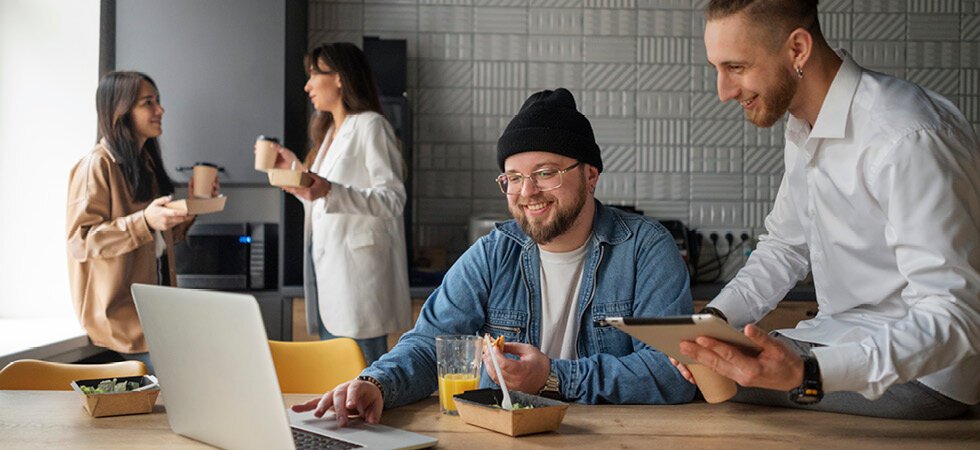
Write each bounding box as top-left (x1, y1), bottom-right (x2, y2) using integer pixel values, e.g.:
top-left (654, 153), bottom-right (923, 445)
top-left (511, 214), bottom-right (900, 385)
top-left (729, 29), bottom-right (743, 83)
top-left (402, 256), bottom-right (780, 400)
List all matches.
top-left (292, 427), bottom-right (363, 449)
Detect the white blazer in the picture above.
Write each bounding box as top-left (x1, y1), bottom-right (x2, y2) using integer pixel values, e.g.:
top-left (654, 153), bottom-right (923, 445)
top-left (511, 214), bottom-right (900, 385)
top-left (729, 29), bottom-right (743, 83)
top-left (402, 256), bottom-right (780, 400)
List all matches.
top-left (302, 111), bottom-right (412, 339)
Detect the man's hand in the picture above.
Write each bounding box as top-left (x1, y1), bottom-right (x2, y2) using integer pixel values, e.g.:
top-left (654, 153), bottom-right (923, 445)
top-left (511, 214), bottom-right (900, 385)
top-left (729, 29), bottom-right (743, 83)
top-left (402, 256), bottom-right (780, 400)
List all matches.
top-left (282, 172), bottom-right (330, 201)
top-left (678, 323), bottom-right (803, 391)
top-left (482, 342), bottom-right (551, 394)
top-left (144, 195), bottom-right (193, 231)
top-left (668, 356), bottom-right (697, 385)
top-left (290, 379), bottom-right (383, 427)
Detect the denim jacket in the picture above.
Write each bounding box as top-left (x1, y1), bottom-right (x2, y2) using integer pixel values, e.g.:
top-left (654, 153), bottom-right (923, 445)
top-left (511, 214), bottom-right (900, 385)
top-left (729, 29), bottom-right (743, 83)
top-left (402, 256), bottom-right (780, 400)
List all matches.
top-left (362, 200), bottom-right (697, 407)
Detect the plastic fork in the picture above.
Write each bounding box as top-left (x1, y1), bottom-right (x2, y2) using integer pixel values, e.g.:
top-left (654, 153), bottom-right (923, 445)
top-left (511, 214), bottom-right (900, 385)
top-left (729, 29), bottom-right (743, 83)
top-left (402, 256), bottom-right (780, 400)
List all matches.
top-left (484, 335), bottom-right (514, 410)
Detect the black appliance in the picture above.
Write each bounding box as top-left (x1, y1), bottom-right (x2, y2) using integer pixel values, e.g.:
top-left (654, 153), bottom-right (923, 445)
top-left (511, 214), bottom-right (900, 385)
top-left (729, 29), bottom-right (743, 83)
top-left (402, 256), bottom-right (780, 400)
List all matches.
top-left (175, 223), bottom-right (278, 290)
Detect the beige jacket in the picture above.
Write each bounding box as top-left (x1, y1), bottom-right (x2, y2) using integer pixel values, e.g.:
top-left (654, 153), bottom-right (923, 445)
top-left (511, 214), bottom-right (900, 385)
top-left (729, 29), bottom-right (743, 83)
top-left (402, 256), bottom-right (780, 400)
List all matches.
top-left (66, 141), bottom-right (190, 354)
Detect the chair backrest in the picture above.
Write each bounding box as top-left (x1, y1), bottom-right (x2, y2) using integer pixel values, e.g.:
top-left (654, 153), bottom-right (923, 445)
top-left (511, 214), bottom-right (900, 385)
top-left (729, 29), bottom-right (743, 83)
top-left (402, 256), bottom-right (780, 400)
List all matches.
top-left (268, 338), bottom-right (367, 394)
top-left (0, 359), bottom-right (147, 391)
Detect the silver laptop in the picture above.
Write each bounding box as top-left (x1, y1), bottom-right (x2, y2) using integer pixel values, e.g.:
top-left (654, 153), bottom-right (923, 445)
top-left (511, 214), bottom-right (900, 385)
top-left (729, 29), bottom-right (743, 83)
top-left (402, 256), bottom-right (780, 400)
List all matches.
top-left (132, 283), bottom-right (437, 450)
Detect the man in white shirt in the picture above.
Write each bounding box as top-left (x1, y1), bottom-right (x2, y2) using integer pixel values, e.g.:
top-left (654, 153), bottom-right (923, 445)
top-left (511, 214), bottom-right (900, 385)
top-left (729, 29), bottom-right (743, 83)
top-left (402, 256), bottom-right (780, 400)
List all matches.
top-left (676, 0), bottom-right (980, 419)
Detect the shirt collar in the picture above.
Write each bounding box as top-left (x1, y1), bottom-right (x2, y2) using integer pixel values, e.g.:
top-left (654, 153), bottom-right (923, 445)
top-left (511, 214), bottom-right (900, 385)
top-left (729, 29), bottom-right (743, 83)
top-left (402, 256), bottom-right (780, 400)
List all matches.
top-left (787, 49), bottom-right (862, 140)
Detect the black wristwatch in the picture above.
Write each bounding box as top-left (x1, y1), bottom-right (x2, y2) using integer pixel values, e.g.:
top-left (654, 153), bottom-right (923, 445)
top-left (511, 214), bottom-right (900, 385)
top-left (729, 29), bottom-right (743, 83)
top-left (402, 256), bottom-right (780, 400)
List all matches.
top-left (790, 355), bottom-right (823, 404)
top-left (699, 306), bottom-right (728, 322)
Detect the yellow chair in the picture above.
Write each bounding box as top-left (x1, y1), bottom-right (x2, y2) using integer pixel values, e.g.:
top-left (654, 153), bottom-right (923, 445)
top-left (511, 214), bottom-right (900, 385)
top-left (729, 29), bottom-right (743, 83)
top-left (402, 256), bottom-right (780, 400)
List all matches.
top-left (0, 359), bottom-right (147, 391)
top-left (268, 338), bottom-right (367, 394)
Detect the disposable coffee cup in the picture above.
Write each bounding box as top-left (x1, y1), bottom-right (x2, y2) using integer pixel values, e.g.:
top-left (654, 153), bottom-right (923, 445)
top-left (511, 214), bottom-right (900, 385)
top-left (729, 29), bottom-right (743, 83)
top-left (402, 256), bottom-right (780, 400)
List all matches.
top-left (254, 135), bottom-right (279, 172)
top-left (688, 364), bottom-right (737, 404)
top-left (191, 163), bottom-right (218, 199)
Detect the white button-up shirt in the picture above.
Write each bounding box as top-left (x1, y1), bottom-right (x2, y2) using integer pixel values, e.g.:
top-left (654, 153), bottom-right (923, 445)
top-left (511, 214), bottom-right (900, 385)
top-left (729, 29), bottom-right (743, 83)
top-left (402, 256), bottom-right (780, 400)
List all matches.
top-left (710, 52), bottom-right (980, 404)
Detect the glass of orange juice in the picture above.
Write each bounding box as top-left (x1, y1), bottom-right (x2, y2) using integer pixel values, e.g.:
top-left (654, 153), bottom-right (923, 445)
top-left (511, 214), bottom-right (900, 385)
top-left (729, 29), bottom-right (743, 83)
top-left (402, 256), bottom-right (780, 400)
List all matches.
top-left (436, 335), bottom-right (482, 415)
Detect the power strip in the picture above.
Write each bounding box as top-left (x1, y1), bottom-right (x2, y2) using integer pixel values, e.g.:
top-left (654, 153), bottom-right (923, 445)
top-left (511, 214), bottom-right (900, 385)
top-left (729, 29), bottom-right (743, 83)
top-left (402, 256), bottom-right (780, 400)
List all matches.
top-left (691, 228), bottom-right (755, 283)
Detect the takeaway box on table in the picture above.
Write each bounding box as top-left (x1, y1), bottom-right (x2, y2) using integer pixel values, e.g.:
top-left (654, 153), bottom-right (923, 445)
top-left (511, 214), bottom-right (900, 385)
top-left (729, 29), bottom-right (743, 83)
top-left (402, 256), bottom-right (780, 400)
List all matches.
top-left (453, 388), bottom-right (568, 437)
top-left (70, 375), bottom-right (160, 418)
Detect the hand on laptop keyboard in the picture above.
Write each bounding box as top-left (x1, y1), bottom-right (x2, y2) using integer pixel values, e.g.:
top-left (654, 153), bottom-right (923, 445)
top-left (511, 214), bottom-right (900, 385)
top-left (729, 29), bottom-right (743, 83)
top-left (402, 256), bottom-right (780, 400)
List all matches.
top-left (292, 379), bottom-right (384, 427)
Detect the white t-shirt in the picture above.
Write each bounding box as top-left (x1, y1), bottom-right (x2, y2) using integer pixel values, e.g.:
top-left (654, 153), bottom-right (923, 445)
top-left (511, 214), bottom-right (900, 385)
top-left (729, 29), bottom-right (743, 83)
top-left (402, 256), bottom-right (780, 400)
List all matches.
top-left (538, 242), bottom-right (588, 360)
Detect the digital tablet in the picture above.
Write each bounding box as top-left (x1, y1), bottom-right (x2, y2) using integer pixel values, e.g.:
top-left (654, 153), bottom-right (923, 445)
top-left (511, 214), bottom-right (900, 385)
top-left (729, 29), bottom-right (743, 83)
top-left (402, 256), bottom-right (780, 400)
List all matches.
top-left (601, 314), bottom-right (761, 365)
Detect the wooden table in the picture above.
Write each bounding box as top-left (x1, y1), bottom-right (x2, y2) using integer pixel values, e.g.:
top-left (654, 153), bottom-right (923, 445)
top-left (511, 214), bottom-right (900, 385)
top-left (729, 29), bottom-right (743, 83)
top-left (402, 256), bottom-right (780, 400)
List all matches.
top-left (2, 391), bottom-right (978, 449)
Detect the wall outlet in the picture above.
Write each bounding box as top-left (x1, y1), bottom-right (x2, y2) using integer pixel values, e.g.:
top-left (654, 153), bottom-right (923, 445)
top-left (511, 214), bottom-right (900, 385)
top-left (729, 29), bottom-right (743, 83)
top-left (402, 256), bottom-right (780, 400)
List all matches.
top-left (691, 228), bottom-right (755, 283)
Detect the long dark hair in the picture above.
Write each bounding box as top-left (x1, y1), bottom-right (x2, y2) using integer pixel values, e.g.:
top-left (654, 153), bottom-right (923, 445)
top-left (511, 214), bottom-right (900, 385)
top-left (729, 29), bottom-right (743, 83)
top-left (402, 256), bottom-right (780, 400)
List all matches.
top-left (303, 42), bottom-right (385, 167)
top-left (95, 71), bottom-right (174, 203)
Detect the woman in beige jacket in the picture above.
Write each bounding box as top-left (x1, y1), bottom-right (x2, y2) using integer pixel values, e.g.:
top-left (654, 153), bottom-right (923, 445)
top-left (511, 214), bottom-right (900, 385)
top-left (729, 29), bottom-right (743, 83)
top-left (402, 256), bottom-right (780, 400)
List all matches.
top-left (67, 71), bottom-right (211, 373)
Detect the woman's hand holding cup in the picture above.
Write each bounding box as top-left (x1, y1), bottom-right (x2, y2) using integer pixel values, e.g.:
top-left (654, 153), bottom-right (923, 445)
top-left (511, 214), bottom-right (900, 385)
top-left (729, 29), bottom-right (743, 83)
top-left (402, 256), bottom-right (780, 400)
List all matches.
top-left (144, 196), bottom-right (192, 231)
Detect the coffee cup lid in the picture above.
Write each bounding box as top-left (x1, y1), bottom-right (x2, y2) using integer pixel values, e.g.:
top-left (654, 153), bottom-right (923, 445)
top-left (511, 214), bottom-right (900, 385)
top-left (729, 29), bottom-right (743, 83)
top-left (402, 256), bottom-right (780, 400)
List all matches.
top-left (194, 162), bottom-right (218, 168)
top-left (256, 135), bottom-right (280, 143)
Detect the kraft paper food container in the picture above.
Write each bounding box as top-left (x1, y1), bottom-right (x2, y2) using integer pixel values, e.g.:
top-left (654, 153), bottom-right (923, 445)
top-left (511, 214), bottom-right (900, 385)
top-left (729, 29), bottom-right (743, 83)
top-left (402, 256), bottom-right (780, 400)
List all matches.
top-left (165, 195), bottom-right (227, 215)
top-left (267, 168), bottom-right (313, 188)
top-left (454, 388), bottom-right (568, 437)
top-left (70, 376), bottom-right (160, 418)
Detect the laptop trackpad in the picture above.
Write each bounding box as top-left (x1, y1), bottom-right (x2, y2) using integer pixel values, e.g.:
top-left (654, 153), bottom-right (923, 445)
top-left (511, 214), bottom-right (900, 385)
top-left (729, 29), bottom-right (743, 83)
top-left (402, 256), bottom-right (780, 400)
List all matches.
top-left (287, 409), bottom-right (436, 449)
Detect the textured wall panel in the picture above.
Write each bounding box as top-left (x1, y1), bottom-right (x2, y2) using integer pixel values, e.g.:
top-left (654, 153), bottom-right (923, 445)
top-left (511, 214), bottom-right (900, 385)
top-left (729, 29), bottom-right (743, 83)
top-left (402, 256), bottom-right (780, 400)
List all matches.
top-left (690, 120), bottom-right (743, 147)
top-left (595, 172), bottom-right (636, 201)
top-left (416, 143), bottom-right (473, 170)
top-left (471, 199), bottom-right (509, 218)
top-left (637, 92), bottom-right (690, 118)
top-left (419, 60), bottom-right (474, 87)
top-left (419, 5), bottom-right (473, 32)
top-left (638, 37), bottom-right (691, 64)
top-left (309, 30), bottom-right (363, 49)
top-left (309, 2), bottom-right (363, 30)
top-left (472, 170), bottom-right (504, 198)
top-left (475, 7), bottom-right (529, 34)
top-left (964, 69), bottom-right (980, 95)
top-left (690, 201), bottom-right (744, 228)
top-left (530, 0), bottom-right (584, 7)
top-left (634, 200), bottom-right (689, 221)
top-left (637, 146), bottom-right (688, 172)
top-left (529, 62), bottom-right (584, 89)
top-left (744, 147), bottom-right (783, 174)
top-left (638, 119), bottom-right (689, 145)
top-left (416, 199), bottom-right (472, 223)
top-left (638, 65), bottom-right (689, 91)
top-left (691, 174), bottom-right (742, 200)
top-left (909, 0), bottom-right (959, 13)
top-left (416, 169), bottom-right (473, 197)
top-left (965, 15), bottom-right (980, 41)
top-left (907, 41), bottom-right (960, 68)
top-left (743, 174), bottom-right (781, 202)
top-left (853, 1), bottom-right (906, 13)
top-left (820, 0), bottom-right (852, 12)
top-left (744, 201), bottom-right (773, 229)
top-left (528, 36), bottom-right (582, 62)
top-left (420, 0), bottom-right (476, 4)
top-left (580, 90), bottom-right (636, 117)
top-left (637, 0), bottom-right (690, 9)
top-left (584, 37), bottom-right (638, 63)
top-left (691, 65), bottom-right (715, 93)
top-left (744, 121), bottom-right (784, 148)
top-left (415, 224), bottom-right (469, 253)
top-left (584, 9), bottom-right (637, 36)
top-left (582, 63), bottom-right (636, 90)
top-left (850, 41), bottom-right (906, 67)
top-left (692, 147), bottom-right (742, 173)
top-left (908, 14), bottom-right (961, 40)
top-left (692, 92), bottom-right (741, 119)
top-left (474, 0), bottom-right (528, 6)
top-left (364, 4), bottom-right (418, 31)
top-left (474, 61), bottom-right (527, 87)
top-left (418, 33), bottom-right (473, 60)
top-left (472, 116), bottom-right (512, 142)
top-left (907, 69), bottom-right (961, 98)
top-left (473, 89), bottom-right (527, 115)
top-left (531, 8), bottom-right (583, 35)
top-left (853, 14), bottom-right (905, 40)
top-left (475, 34), bottom-right (529, 61)
top-left (819, 13), bottom-right (852, 41)
top-left (961, 95), bottom-right (979, 123)
top-left (418, 88), bottom-right (473, 114)
top-left (418, 115), bottom-right (473, 142)
top-left (600, 145), bottom-right (636, 172)
top-left (591, 117), bottom-right (636, 145)
top-left (636, 173), bottom-right (689, 200)
top-left (637, 9), bottom-right (693, 37)
top-left (585, 0), bottom-right (636, 8)
top-left (473, 143), bottom-right (499, 170)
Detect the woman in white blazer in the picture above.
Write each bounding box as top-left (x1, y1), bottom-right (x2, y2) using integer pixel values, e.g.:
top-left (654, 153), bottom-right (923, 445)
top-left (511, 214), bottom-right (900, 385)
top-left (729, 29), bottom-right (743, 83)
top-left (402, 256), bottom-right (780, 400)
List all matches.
top-left (266, 42), bottom-right (411, 364)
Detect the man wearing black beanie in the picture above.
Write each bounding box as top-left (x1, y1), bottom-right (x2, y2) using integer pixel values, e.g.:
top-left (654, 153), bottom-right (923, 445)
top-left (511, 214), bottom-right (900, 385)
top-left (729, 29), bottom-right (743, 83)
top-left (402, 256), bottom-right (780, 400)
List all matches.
top-left (295, 89), bottom-right (696, 424)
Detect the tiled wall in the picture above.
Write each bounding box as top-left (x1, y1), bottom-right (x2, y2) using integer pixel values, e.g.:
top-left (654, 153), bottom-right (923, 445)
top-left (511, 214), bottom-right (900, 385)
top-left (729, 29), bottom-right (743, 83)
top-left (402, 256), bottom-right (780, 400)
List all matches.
top-left (309, 0), bottom-right (980, 260)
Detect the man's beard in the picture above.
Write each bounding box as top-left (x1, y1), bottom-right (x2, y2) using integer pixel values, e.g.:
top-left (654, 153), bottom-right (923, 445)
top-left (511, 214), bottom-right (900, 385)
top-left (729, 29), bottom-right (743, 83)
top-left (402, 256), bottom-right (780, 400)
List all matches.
top-left (746, 69), bottom-right (797, 128)
top-left (510, 178), bottom-right (588, 245)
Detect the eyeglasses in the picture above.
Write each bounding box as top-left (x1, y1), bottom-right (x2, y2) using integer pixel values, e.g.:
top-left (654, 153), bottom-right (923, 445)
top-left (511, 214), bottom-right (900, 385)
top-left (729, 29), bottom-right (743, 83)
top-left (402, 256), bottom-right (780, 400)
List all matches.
top-left (496, 162), bottom-right (581, 195)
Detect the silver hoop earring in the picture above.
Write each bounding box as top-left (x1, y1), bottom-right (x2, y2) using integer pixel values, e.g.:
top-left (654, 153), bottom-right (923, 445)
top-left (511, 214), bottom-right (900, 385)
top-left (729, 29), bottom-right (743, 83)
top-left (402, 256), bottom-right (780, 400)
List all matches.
top-left (796, 67), bottom-right (804, 79)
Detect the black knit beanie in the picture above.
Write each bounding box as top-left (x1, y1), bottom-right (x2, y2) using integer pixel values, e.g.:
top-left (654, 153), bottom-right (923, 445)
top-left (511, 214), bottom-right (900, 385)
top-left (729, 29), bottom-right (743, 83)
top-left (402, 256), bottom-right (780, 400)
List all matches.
top-left (496, 88), bottom-right (603, 173)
